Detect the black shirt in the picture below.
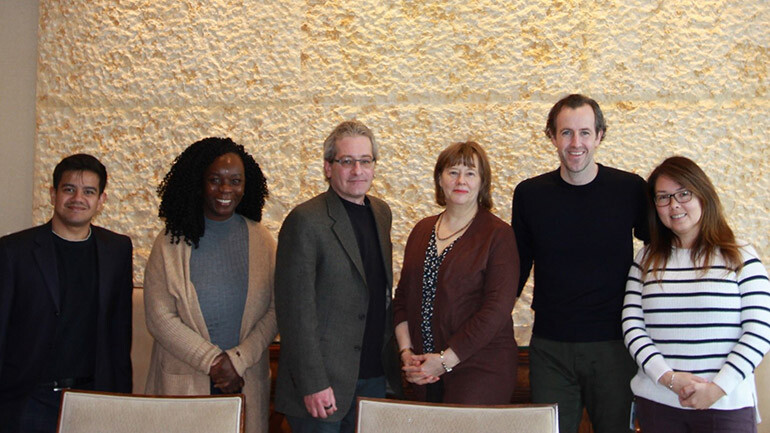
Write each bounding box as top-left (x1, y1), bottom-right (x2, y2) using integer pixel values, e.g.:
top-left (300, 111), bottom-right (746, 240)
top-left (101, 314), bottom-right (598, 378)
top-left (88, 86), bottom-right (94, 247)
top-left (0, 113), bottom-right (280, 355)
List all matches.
top-left (512, 165), bottom-right (649, 342)
top-left (341, 197), bottom-right (386, 379)
top-left (45, 231), bottom-right (99, 381)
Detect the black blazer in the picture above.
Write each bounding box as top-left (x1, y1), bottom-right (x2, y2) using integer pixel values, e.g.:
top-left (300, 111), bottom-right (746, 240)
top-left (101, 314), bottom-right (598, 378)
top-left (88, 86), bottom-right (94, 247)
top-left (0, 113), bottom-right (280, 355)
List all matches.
top-left (0, 221), bottom-right (133, 402)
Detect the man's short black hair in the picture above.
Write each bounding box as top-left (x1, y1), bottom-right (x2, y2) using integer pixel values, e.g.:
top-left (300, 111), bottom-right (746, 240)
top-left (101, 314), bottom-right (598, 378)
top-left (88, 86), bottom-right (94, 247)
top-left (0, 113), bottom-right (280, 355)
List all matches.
top-left (53, 154), bottom-right (108, 193)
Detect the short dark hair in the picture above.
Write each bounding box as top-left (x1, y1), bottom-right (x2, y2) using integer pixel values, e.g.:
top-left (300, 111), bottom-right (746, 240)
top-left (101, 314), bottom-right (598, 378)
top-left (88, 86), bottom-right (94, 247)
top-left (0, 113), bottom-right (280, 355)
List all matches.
top-left (545, 94), bottom-right (607, 141)
top-left (433, 141), bottom-right (493, 210)
top-left (53, 154), bottom-right (108, 193)
top-left (157, 137), bottom-right (269, 248)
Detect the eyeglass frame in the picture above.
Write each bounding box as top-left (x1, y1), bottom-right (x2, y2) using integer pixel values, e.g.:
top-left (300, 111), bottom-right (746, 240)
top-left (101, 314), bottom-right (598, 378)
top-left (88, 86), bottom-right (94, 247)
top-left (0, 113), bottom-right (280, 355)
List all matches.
top-left (654, 190), bottom-right (694, 207)
top-left (331, 157), bottom-right (376, 169)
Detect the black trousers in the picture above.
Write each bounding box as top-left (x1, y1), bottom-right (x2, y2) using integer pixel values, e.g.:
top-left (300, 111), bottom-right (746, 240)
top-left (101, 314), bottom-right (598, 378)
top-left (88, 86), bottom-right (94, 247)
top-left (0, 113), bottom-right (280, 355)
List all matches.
top-left (0, 388), bottom-right (60, 433)
top-left (0, 381), bottom-right (94, 433)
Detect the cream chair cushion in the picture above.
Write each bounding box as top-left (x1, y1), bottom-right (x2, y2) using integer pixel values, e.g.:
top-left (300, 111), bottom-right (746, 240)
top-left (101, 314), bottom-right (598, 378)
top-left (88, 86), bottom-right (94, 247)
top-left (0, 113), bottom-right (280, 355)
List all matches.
top-left (356, 397), bottom-right (558, 433)
top-left (57, 390), bottom-right (244, 433)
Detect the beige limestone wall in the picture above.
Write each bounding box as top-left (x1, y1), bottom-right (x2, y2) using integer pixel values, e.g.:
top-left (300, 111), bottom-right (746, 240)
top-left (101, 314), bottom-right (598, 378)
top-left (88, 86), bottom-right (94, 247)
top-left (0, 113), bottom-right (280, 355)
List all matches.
top-left (33, 0), bottom-right (769, 424)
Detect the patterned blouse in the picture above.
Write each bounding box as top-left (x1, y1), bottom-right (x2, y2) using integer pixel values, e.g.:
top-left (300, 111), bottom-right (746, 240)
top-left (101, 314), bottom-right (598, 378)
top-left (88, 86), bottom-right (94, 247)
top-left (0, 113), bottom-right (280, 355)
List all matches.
top-left (420, 228), bottom-right (460, 353)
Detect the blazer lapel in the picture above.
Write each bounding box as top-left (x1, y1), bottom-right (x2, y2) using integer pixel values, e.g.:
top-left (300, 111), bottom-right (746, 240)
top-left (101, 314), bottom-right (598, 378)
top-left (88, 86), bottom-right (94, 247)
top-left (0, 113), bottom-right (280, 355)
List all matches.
top-left (32, 222), bottom-right (61, 310)
top-left (325, 189), bottom-right (367, 283)
top-left (93, 226), bottom-right (111, 314)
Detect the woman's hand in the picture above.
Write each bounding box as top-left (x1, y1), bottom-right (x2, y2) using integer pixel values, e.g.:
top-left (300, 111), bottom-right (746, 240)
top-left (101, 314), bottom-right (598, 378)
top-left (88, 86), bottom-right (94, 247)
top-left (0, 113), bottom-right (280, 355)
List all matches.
top-left (402, 352), bottom-right (441, 385)
top-left (658, 371), bottom-right (707, 399)
top-left (679, 382), bottom-right (726, 409)
top-left (400, 348), bottom-right (419, 367)
top-left (414, 353), bottom-right (445, 377)
top-left (401, 348), bottom-right (439, 385)
top-left (402, 349), bottom-right (460, 385)
top-left (210, 352), bottom-right (244, 393)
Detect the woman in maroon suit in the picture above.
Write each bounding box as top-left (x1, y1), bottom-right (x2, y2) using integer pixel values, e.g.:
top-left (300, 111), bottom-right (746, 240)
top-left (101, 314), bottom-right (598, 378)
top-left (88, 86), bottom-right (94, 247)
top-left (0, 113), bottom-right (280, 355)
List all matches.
top-left (393, 141), bottom-right (520, 404)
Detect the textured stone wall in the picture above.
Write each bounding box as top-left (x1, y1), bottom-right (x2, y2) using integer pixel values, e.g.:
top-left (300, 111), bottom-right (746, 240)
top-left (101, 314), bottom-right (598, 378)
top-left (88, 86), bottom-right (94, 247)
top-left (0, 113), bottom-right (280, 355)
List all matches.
top-left (35, 1), bottom-right (769, 346)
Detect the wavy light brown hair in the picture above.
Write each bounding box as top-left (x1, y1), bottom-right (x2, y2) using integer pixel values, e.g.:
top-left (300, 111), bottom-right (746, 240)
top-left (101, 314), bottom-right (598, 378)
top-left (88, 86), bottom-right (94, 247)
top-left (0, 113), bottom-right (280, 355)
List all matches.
top-left (433, 141), bottom-right (493, 211)
top-left (641, 156), bottom-right (742, 277)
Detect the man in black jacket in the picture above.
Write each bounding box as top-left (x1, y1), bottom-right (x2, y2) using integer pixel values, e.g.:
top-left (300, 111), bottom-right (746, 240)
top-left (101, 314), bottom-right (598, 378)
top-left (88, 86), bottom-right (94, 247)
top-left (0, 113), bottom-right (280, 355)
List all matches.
top-left (0, 154), bottom-right (133, 433)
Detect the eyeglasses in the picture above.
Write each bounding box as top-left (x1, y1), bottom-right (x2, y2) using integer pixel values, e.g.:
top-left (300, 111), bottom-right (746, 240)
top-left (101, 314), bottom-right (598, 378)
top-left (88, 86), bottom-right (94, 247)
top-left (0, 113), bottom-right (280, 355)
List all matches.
top-left (332, 157), bottom-right (375, 169)
top-left (654, 190), bottom-right (694, 207)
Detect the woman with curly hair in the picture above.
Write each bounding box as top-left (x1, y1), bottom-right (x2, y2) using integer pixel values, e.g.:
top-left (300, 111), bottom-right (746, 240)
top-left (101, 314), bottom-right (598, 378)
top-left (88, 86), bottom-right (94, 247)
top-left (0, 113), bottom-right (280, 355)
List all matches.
top-left (143, 137), bottom-right (277, 433)
top-left (623, 156), bottom-right (770, 432)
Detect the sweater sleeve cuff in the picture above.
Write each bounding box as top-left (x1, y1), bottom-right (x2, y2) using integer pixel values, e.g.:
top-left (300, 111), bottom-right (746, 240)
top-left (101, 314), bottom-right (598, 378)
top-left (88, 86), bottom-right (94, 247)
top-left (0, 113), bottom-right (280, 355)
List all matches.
top-left (712, 367), bottom-right (744, 396)
top-left (225, 347), bottom-right (249, 377)
top-left (202, 348), bottom-right (223, 375)
top-left (446, 336), bottom-right (471, 362)
top-left (645, 355), bottom-right (671, 385)
top-left (393, 309), bottom-right (407, 327)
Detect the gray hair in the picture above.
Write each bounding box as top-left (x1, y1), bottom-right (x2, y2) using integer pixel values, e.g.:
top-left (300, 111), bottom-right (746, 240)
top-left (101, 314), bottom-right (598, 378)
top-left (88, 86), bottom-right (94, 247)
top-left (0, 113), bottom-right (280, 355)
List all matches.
top-left (322, 120), bottom-right (379, 162)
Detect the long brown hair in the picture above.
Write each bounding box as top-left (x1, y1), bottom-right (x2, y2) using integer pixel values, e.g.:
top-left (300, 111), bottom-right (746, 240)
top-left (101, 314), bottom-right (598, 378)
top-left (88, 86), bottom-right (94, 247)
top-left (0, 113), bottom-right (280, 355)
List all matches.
top-left (641, 156), bottom-right (742, 277)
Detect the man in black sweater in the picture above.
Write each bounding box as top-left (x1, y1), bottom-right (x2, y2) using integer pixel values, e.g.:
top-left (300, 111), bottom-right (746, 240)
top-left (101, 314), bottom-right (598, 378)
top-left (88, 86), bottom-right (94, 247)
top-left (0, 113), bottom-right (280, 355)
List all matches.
top-left (512, 94), bottom-right (648, 433)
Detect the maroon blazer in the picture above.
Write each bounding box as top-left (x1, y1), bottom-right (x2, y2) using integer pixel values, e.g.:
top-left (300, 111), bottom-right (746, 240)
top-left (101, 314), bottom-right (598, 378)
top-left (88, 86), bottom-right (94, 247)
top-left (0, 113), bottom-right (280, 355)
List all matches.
top-left (393, 209), bottom-right (519, 404)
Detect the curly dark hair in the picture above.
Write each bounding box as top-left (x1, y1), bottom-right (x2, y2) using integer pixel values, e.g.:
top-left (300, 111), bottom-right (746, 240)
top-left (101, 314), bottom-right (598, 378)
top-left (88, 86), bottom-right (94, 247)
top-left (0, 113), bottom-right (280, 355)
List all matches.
top-left (157, 137), bottom-right (268, 248)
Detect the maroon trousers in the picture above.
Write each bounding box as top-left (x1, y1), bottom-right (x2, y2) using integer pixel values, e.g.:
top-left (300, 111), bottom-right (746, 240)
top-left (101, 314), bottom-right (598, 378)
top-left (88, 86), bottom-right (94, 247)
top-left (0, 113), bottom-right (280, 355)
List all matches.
top-left (635, 397), bottom-right (756, 433)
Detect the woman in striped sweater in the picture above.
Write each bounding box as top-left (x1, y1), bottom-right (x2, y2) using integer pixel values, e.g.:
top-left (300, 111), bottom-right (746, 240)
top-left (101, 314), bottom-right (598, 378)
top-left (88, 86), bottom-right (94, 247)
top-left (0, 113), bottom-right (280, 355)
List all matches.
top-left (622, 156), bottom-right (770, 433)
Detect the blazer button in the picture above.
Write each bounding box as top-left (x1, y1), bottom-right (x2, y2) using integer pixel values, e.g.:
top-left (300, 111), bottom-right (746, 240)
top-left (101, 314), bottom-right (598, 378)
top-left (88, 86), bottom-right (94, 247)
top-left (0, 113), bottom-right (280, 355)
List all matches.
top-left (353, 345), bottom-right (362, 351)
top-left (358, 314), bottom-right (366, 320)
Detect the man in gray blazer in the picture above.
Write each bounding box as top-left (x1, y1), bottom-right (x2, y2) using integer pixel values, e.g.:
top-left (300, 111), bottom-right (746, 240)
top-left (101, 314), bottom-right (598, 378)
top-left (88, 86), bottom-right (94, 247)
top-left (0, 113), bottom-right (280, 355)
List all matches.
top-left (275, 120), bottom-right (399, 433)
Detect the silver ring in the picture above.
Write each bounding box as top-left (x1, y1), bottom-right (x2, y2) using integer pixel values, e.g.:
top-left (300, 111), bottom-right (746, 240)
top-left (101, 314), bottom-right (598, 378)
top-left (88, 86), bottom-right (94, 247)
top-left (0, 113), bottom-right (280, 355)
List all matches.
top-left (324, 404), bottom-right (333, 410)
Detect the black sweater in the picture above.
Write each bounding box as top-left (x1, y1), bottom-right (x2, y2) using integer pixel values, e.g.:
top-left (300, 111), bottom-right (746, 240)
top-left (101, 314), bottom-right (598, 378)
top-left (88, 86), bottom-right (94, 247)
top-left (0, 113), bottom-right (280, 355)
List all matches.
top-left (512, 165), bottom-right (648, 342)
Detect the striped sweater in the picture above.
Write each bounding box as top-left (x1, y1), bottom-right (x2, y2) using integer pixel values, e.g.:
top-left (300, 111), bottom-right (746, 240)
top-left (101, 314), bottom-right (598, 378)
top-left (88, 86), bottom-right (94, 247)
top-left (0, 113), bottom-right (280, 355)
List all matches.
top-left (622, 243), bottom-right (770, 411)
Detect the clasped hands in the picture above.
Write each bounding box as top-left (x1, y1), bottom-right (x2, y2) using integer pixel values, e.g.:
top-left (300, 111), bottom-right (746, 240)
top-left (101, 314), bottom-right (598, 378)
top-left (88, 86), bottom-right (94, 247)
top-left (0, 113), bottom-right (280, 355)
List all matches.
top-left (210, 352), bottom-right (244, 394)
top-left (660, 371), bottom-right (726, 410)
top-left (401, 349), bottom-right (457, 385)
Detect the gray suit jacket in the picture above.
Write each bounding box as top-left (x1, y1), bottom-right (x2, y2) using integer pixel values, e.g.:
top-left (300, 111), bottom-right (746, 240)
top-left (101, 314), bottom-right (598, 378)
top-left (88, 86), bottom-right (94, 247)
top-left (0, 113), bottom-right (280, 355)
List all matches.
top-left (274, 188), bottom-right (399, 420)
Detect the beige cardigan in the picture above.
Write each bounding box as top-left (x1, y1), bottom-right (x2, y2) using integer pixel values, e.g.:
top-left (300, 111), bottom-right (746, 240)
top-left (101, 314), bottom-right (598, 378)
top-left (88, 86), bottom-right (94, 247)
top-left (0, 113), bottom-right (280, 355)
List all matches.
top-left (144, 217), bottom-right (277, 433)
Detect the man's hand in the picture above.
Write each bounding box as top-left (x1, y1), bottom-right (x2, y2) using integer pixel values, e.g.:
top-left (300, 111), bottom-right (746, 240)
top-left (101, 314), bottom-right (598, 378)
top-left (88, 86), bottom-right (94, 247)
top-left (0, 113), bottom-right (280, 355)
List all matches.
top-left (210, 353), bottom-right (244, 394)
top-left (303, 387), bottom-right (337, 418)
